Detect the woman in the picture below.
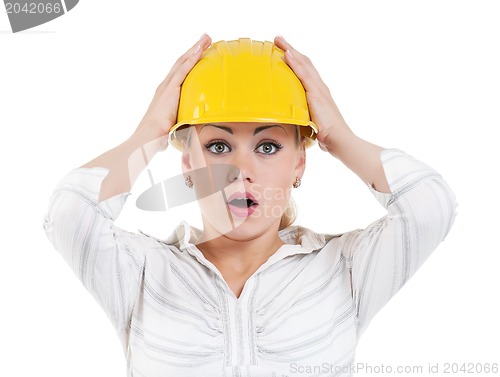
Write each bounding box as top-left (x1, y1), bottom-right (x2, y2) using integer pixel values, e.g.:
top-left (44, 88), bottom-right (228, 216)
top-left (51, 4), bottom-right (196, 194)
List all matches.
top-left (44, 34), bottom-right (457, 376)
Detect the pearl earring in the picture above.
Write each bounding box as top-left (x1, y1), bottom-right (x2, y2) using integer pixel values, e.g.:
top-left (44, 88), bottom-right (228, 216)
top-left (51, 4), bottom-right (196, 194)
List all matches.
top-left (185, 175), bottom-right (193, 188)
top-left (293, 177), bottom-right (301, 188)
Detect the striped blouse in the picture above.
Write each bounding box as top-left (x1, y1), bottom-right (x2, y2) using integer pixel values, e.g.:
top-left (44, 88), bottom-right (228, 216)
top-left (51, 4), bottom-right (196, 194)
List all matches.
top-left (43, 149), bottom-right (457, 377)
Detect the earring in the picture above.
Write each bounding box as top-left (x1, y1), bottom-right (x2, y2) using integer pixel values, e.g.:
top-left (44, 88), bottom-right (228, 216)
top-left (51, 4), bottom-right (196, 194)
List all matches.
top-left (293, 177), bottom-right (301, 188)
top-left (185, 175), bottom-right (193, 188)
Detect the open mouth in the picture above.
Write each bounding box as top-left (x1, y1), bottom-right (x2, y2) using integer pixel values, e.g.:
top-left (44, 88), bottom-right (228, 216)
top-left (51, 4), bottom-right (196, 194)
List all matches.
top-left (226, 192), bottom-right (259, 217)
top-left (228, 198), bottom-right (257, 208)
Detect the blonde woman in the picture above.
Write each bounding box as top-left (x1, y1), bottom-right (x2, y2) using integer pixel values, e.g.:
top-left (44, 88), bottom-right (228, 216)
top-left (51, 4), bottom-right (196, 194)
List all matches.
top-left (44, 34), bottom-right (456, 377)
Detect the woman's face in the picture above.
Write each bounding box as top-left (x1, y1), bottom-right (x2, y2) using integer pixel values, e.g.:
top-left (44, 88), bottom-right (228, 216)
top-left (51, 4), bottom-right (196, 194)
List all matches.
top-left (181, 122), bottom-right (306, 241)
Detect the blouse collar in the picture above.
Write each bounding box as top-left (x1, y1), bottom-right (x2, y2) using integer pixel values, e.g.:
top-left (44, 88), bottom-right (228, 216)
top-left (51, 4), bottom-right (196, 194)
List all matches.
top-left (142, 221), bottom-right (334, 275)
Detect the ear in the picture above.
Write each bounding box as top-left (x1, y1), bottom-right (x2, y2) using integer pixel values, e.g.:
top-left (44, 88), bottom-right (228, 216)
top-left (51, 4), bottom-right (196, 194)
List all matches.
top-left (181, 148), bottom-right (192, 174)
top-left (294, 140), bottom-right (306, 179)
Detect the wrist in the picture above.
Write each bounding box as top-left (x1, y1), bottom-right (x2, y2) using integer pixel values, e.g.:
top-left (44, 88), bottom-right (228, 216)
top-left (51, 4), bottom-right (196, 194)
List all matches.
top-left (318, 126), bottom-right (356, 158)
top-left (128, 122), bottom-right (169, 155)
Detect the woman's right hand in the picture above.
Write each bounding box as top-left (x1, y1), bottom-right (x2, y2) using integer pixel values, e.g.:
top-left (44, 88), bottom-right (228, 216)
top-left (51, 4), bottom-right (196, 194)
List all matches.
top-left (136, 33), bottom-right (212, 142)
top-left (82, 34), bottom-right (212, 201)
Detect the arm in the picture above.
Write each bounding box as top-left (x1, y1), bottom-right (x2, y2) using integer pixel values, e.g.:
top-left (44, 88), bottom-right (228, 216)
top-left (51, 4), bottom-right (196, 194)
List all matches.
top-left (275, 36), bottom-right (457, 335)
top-left (43, 168), bottom-right (150, 339)
top-left (274, 36), bottom-right (390, 193)
top-left (342, 149), bottom-right (456, 335)
top-left (43, 35), bottom-right (212, 338)
top-left (83, 34), bottom-right (212, 202)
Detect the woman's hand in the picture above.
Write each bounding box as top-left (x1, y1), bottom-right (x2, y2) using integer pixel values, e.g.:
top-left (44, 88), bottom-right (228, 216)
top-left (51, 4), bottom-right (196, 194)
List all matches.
top-left (274, 35), bottom-right (352, 151)
top-left (82, 34), bottom-right (212, 201)
top-left (136, 33), bottom-right (212, 142)
top-left (274, 35), bottom-right (391, 193)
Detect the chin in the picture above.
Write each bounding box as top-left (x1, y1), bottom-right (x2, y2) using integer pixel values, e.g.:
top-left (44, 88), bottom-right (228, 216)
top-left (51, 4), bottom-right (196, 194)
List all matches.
top-left (228, 220), bottom-right (280, 241)
top-left (201, 213), bottom-right (280, 242)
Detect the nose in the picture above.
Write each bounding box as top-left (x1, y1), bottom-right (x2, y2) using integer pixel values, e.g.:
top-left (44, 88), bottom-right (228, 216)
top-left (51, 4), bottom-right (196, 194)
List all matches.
top-left (228, 150), bottom-right (254, 183)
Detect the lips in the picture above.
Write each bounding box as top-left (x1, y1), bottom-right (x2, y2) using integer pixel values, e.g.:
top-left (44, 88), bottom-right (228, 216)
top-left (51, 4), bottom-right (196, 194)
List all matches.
top-left (226, 192), bottom-right (259, 217)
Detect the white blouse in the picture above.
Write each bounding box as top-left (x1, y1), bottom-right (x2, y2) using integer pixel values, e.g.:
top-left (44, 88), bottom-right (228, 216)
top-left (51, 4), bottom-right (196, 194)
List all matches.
top-left (43, 149), bottom-right (457, 377)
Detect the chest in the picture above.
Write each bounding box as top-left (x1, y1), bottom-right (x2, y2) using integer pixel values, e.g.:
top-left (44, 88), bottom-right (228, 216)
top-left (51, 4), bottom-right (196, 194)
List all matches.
top-left (220, 269), bottom-right (257, 299)
top-left (129, 250), bottom-right (355, 369)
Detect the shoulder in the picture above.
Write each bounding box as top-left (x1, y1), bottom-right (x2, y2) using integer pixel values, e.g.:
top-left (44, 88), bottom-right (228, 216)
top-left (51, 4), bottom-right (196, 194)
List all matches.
top-left (279, 224), bottom-right (349, 250)
top-left (134, 221), bottom-right (201, 251)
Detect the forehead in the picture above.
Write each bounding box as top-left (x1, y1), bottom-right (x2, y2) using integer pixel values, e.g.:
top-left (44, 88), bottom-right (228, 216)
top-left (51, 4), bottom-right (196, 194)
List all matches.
top-left (195, 122), bottom-right (296, 135)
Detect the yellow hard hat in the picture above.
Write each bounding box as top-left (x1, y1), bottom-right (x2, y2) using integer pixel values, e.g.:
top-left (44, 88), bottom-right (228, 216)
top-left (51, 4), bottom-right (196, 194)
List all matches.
top-left (169, 38), bottom-right (318, 149)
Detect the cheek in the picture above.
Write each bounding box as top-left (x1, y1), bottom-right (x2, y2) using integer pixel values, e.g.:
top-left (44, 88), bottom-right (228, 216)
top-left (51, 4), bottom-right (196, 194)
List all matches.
top-left (190, 149), bottom-right (207, 168)
top-left (263, 186), bottom-right (291, 205)
top-left (260, 155), bottom-right (297, 186)
top-left (254, 169), bottom-right (294, 206)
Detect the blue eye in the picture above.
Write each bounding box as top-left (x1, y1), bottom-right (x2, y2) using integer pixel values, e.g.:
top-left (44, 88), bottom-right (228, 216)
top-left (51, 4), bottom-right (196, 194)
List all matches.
top-left (206, 141), bottom-right (231, 154)
top-left (256, 142), bottom-right (282, 155)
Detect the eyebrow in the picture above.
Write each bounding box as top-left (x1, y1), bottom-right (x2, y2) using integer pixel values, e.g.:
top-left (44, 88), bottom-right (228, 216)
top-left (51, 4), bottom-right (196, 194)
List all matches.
top-left (200, 124), bottom-right (233, 134)
top-left (199, 124), bottom-right (287, 135)
top-left (254, 125), bottom-right (287, 135)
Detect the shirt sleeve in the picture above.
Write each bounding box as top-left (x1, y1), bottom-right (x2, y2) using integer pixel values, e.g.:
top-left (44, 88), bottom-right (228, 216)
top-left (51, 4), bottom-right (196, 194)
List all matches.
top-left (340, 149), bottom-right (457, 337)
top-left (43, 167), bottom-right (150, 340)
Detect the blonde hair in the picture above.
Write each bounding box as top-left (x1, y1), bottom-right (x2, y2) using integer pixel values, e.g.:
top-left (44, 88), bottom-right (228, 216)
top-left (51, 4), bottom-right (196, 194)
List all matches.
top-left (279, 197), bottom-right (297, 230)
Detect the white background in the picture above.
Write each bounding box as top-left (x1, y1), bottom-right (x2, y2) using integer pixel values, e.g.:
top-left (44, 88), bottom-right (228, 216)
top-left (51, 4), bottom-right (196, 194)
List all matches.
top-left (1, 1), bottom-right (499, 376)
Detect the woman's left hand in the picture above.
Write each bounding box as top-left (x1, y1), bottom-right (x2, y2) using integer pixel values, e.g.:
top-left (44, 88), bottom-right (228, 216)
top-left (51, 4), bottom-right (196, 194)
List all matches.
top-left (274, 36), bottom-right (352, 150)
top-left (275, 36), bottom-right (391, 193)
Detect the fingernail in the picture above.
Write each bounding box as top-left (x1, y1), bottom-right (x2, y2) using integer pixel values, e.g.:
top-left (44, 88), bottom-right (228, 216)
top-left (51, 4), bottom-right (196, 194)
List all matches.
top-left (199, 33), bottom-right (207, 41)
top-left (278, 35), bottom-right (287, 43)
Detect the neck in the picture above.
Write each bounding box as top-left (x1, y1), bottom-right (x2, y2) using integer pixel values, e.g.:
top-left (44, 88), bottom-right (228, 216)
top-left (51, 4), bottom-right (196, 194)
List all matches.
top-left (196, 222), bottom-right (285, 274)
